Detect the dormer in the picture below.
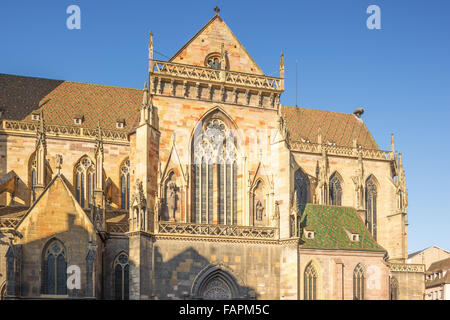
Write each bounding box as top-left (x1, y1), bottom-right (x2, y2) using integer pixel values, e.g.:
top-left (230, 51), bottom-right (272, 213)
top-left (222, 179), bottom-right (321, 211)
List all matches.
top-left (73, 114), bottom-right (84, 125)
top-left (116, 119), bottom-right (126, 129)
top-left (31, 112), bottom-right (40, 121)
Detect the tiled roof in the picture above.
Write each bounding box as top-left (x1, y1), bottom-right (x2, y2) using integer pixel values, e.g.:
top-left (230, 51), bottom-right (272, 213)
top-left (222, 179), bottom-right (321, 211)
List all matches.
top-left (428, 257), bottom-right (450, 272)
top-left (300, 204), bottom-right (385, 252)
top-left (0, 73), bottom-right (141, 131)
top-left (281, 105), bottom-right (379, 150)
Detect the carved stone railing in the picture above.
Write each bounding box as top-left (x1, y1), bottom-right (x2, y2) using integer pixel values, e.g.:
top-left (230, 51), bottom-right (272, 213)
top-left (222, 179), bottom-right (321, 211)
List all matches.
top-left (151, 60), bottom-right (283, 92)
top-left (389, 263), bottom-right (425, 273)
top-left (289, 141), bottom-right (394, 161)
top-left (107, 223), bottom-right (129, 234)
top-left (0, 120), bottom-right (129, 143)
top-left (158, 221), bottom-right (277, 239)
top-left (0, 217), bottom-right (21, 229)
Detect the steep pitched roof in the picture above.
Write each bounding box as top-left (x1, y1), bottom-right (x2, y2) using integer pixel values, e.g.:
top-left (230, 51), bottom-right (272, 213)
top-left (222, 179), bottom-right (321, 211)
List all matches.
top-left (169, 14), bottom-right (264, 75)
top-left (0, 73), bottom-right (141, 131)
top-left (300, 204), bottom-right (385, 252)
top-left (281, 105), bottom-right (380, 150)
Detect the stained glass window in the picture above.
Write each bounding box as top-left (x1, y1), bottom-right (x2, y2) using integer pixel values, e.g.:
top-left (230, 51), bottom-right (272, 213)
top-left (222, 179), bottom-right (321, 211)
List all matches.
top-left (41, 239), bottom-right (67, 295)
top-left (353, 264), bottom-right (365, 300)
top-left (304, 263), bottom-right (317, 300)
top-left (365, 177), bottom-right (377, 240)
top-left (75, 157), bottom-right (95, 209)
top-left (114, 253), bottom-right (129, 300)
top-left (192, 117), bottom-right (238, 225)
top-left (329, 172), bottom-right (342, 206)
top-left (120, 159), bottom-right (130, 210)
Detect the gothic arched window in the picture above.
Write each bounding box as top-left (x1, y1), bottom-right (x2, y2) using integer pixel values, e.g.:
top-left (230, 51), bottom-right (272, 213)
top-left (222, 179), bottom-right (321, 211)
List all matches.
top-left (390, 277), bottom-right (399, 300)
top-left (304, 263), bottom-right (318, 300)
top-left (114, 253), bottom-right (129, 300)
top-left (192, 116), bottom-right (238, 225)
top-left (353, 264), bottom-right (365, 300)
top-left (294, 169), bottom-right (310, 207)
top-left (41, 239), bottom-right (67, 295)
top-left (75, 157), bottom-right (95, 209)
top-left (365, 176), bottom-right (377, 240)
top-left (329, 172), bottom-right (342, 206)
top-left (120, 159), bottom-right (130, 210)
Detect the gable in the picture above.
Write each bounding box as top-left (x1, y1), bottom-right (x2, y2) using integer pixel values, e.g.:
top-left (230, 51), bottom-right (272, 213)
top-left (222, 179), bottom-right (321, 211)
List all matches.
top-left (16, 175), bottom-right (96, 243)
top-left (170, 15), bottom-right (264, 75)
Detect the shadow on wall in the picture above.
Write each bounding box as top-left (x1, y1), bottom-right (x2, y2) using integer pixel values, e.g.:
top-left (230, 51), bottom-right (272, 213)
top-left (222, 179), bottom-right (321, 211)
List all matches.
top-left (151, 246), bottom-right (257, 300)
top-left (5, 213), bottom-right (102, 299)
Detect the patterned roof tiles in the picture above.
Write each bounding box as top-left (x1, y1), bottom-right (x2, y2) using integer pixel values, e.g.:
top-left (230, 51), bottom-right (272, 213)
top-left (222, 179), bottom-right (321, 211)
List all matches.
top-left (281, 105), bottom-right (380, 150)
top-left (300, 204), bottom-right (385, 252)
top-left (0, 73), bottom-right (141, 131)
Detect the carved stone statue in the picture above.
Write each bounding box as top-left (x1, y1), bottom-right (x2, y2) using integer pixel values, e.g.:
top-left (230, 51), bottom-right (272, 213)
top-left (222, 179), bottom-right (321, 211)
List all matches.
top-left (167, 181), bottom-right (178, 221)
top-left (255, 200), bottom-right (264, 221)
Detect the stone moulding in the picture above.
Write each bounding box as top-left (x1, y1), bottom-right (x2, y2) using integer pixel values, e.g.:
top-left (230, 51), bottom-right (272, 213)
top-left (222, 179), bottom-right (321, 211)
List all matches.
top-left (158, 221), bottom-right (277, 239)
top-left (151, 60), bottom-right (283, 92)
top-left (0, 120), bottom-right (129, 144)
top-left (389, 263), bottom-right (425, 273)
top-left (290, 140), bottom-right (394, 162)
top-left (0, 218), bottom-right (21, 229)
top-left (150, 60), bottom-right (282, 110)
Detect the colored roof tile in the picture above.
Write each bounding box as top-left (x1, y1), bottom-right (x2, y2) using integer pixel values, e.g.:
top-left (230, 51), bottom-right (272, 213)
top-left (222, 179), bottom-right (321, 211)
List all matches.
top-left (300, 204), bottom-right (385, 252)
top-left (281, 105), bottom-right (380, 150)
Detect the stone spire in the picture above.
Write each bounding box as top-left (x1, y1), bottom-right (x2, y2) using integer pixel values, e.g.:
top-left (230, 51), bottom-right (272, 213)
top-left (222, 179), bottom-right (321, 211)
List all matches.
top-left (148, 31), bottom-right (153, 61)
top-left (280, 52), bottom-right (285, 90)
top-left (391, 133), bottom-right (395, 155)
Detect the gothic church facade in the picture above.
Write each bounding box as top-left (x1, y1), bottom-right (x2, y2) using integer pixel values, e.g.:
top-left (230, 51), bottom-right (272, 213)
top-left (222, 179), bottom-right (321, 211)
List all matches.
top-left (0, 13), bottom-right (424, 300)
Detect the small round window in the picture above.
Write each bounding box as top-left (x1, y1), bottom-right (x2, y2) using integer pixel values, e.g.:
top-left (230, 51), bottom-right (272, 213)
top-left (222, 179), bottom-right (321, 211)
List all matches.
top-left (205, 53), bottom-right (221, 69)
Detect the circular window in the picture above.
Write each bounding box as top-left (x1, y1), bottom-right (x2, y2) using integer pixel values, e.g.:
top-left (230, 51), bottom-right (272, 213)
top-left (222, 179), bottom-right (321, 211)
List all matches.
top-left (205, 53), bottom-right (222, 69)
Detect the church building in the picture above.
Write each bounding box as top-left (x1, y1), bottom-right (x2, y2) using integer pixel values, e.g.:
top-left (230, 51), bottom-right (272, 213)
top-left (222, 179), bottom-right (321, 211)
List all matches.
top-left (0, 11), bottom-right (425, 300)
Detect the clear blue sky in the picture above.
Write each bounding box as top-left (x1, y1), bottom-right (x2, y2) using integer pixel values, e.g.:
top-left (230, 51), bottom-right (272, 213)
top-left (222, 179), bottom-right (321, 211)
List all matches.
top-left (1, 0), bottom-right (449, 254)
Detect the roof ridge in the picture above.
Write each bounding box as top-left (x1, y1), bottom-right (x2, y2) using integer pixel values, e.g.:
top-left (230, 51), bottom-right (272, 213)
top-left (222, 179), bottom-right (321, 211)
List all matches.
top-left (0, 73), bottom-right (141, 91)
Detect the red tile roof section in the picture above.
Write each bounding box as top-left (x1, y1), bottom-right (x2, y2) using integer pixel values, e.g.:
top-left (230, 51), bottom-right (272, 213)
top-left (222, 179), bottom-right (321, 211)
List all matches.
top-left (281, 105), bottom-right (380, 150)
top-left (0, 73), bottom-right (141, 131)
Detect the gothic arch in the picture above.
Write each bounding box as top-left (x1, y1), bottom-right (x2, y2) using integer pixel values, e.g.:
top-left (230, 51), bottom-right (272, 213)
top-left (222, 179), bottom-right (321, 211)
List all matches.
top-left (353, 263), bottom-right (366, 300)
top-left (28, 151), bottom-right (52, 203)
top-left (119, 157), bottom-right (130, 210)
top-left (40, 237), bottom-right (68, 295)
top-left (294, 167), bottom-right (310, 206)
top-left (365, 174), bottom-right (379, 240)
top-left (329, 171), bottom-right (343, 206)
top-left (303, 260), bottom-right (322, 300)
top-left (390, 276), bottom-right (399, 300)
top-left (190, 107), bottom-right (242, 225)
top-left (191, 264), bottom-right (245, 300)
top-left (73, 155), bottom-right (96, 209)
top-left (0, 281), bottom-right (6, 300)
top-left (250, 178), bottom-right (270, 226)
top-left (112, 251), bottom-right (129, 300)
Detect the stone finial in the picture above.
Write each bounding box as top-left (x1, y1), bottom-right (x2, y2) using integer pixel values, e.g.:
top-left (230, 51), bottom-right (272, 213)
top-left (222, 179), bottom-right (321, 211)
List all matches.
top-left (280, 52), bottom-right (285, 78)
top-left (142, 82), bottom-right (148, 106)
top-left (36, 110), bottom-right (46, 148)
top-left (55, 154), bottom-right (63, 174)
top-left (214, 6), bottom-right (220, 15)
top-left (95, 121), bottom-right (104, 157)
top-left (149, 31), bottom-right (153, 61)
top-left (391, 133), bottom-right (395, 153)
